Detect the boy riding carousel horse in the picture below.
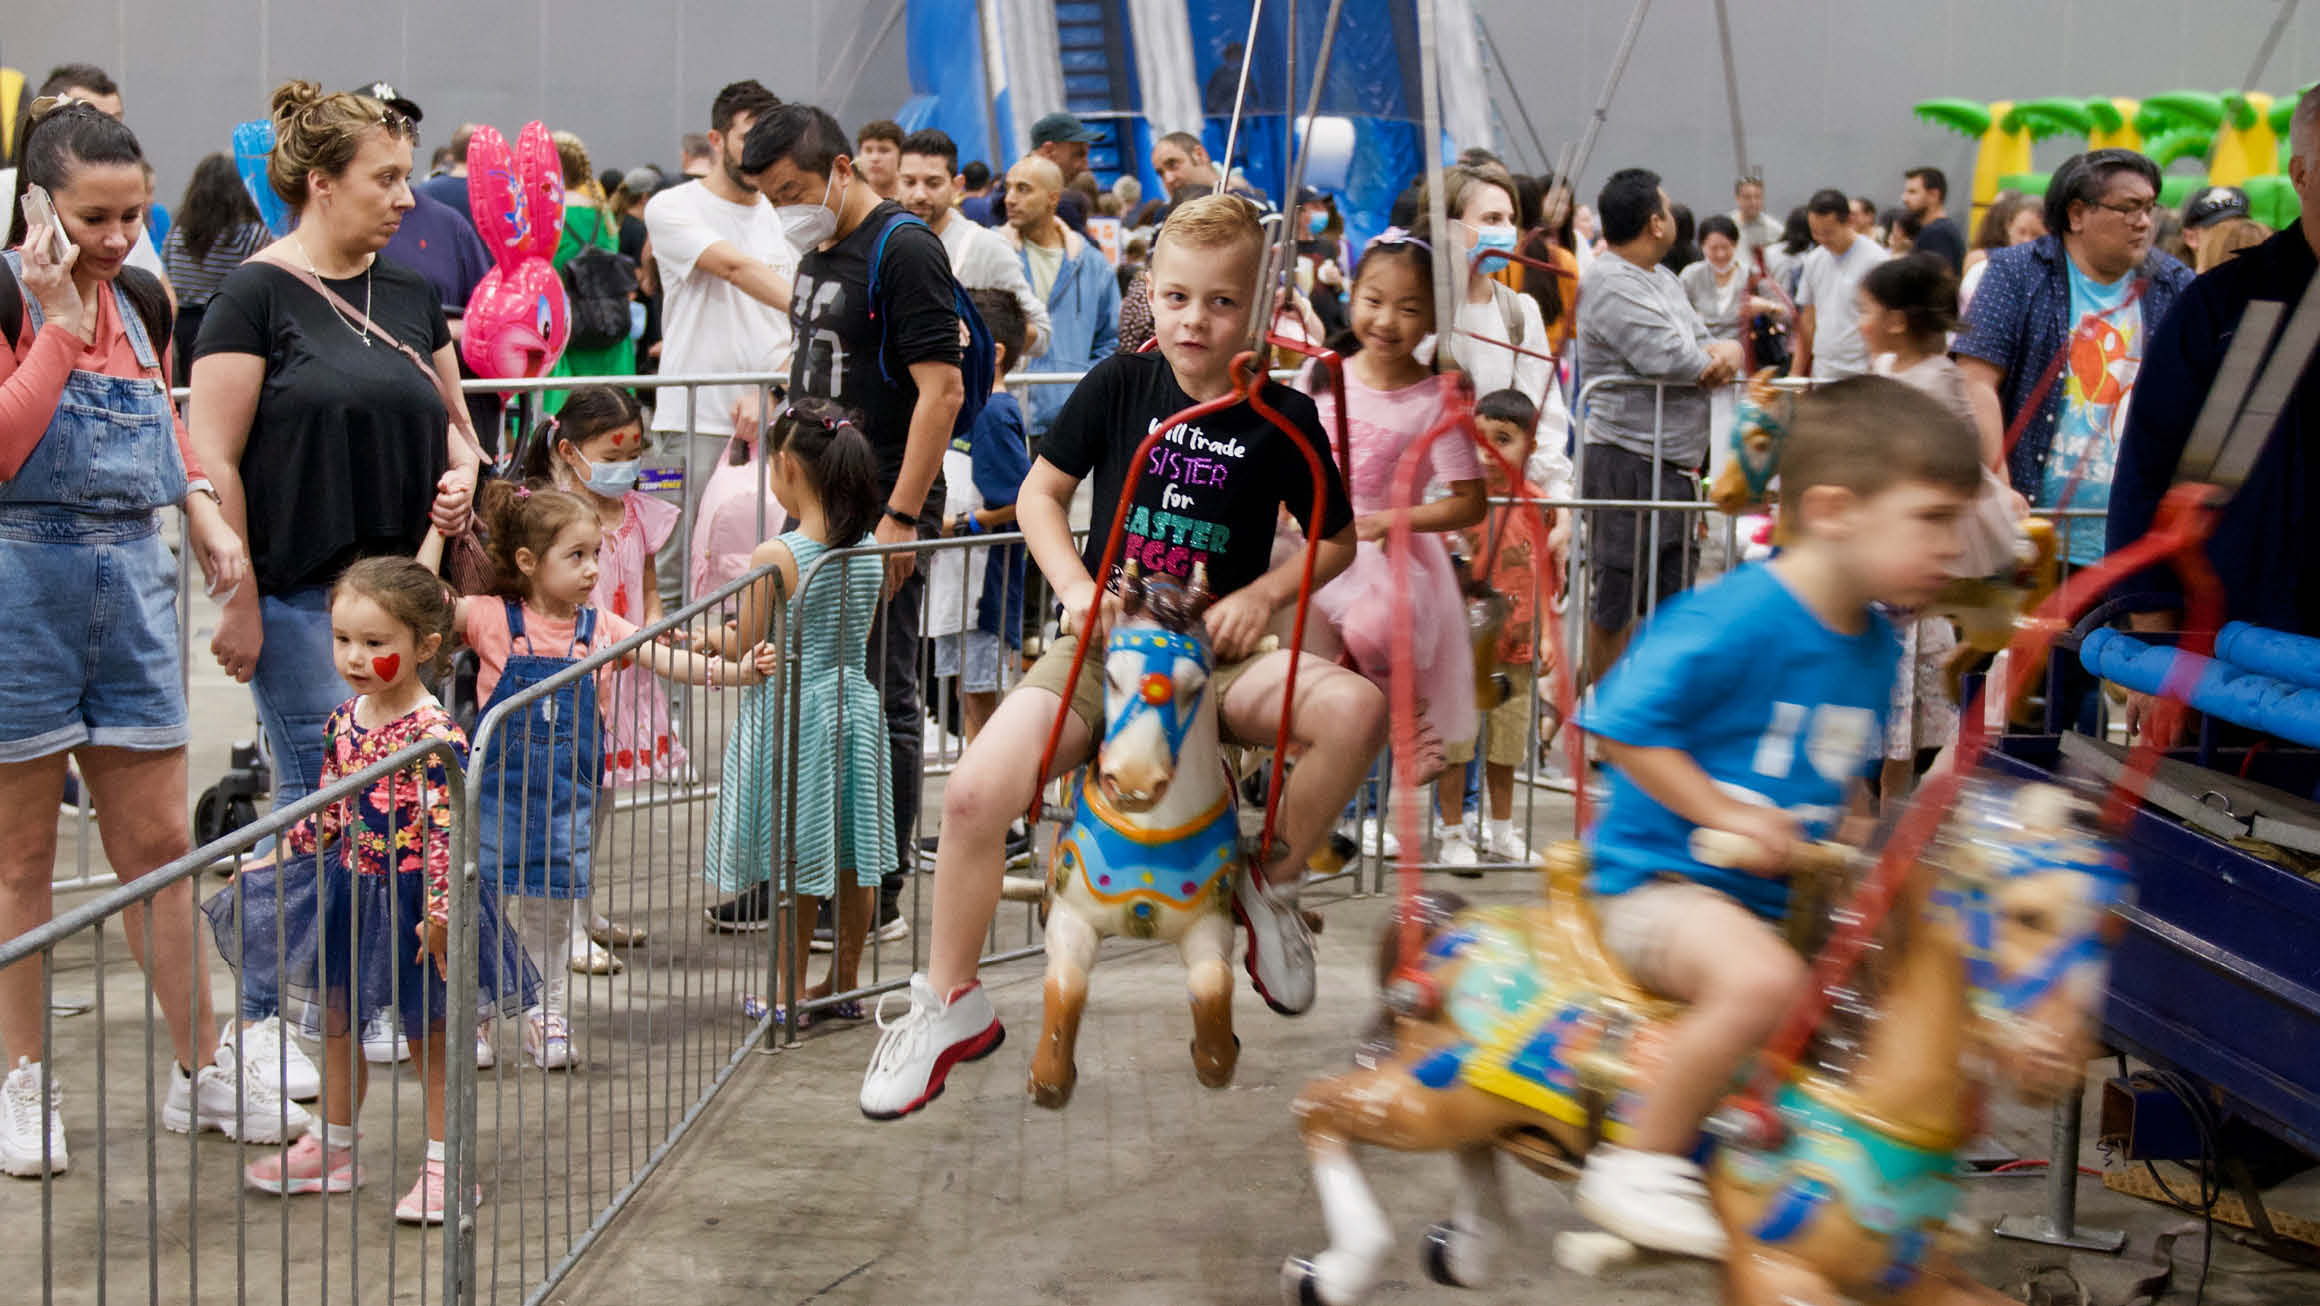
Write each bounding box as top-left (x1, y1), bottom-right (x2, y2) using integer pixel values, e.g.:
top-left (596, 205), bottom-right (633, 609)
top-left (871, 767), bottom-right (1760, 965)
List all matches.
top-left (1282, 376), bottom-right (2123, 1306)
top-left (859, 195), bottom-right (1385, 1120)
top-left (1571, 377), bottom-right (1986, 1257)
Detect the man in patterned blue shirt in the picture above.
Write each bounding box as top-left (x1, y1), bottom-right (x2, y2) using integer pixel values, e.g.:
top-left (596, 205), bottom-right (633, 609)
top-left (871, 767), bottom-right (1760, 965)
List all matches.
top-left (1570, 377), bottom-right (1982, 1261)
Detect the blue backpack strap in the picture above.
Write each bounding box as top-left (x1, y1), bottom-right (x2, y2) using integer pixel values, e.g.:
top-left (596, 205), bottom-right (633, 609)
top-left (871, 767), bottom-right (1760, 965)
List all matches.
top-left (863, 211), bottom-right (927, 322)
top-left (865, 211), bottom-right (931, 385)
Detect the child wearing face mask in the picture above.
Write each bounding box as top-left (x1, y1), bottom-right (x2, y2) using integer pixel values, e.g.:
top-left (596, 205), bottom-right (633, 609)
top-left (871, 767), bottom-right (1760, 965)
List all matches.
top-left (513, 385), bottom-right (679, 975)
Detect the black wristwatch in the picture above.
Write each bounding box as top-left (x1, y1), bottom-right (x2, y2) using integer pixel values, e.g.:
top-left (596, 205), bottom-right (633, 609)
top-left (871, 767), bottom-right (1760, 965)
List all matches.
top-left (883, 506), bottom-right (921, 529)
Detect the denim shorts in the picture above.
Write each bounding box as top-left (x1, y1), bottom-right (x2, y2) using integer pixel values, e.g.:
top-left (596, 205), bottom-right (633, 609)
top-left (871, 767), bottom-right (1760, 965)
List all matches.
top-left (931, 629), bottom-right (1011, 694)
top-left (0, 512), bottom-right (187, 762)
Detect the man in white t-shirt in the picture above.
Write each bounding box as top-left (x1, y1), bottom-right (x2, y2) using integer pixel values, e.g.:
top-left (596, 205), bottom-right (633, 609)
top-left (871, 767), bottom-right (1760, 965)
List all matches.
top-left (1729, 176), bottom-right (1785, 276)
top-left (894, 129), bottom-right (1050, 357)
top-left (1793, 187), bottom-right (1890, 380)
top-left (644, 80), bottom-right (798, 485)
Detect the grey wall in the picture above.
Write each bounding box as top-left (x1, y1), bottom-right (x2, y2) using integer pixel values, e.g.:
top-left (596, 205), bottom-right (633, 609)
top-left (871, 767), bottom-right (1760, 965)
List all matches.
top-left (2, 0), bottom-right (909, 202)
top-left (7, 0), bottom-right (2316, 224)
top-left (1472, 0), bottom-right (2320, 220)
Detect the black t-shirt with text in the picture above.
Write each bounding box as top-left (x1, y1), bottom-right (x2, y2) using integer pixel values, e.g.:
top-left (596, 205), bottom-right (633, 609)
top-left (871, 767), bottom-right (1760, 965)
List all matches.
top-left (1039, 352), bottom-right (1353, 599)
top-left (789, 199), bottom-right (964, 515)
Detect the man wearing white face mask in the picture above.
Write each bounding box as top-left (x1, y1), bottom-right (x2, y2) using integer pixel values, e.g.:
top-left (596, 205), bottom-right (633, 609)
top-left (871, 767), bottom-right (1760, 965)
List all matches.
top-left (740, 102), bottom-right (967, 945)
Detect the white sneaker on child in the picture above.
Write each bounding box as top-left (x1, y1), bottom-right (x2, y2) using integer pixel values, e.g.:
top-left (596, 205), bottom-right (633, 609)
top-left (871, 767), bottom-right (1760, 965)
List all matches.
top-left (1233, 870), bottom-right (1317, 1015)
top-left (361, 1014), bottom-right (410, 1065)
top-left (1573, 1143), bottom-right (1730, 1260)
top-left (1484, 824), bottom-right (1532, 864)
top-left (164, 1045), bottom-right (310, 1143)
top-left (235, 1018), bottom-right (322, 1102)
top-left (857, 975), bottom-right (1004, 1120)
top-left (525, 1012), bottom-right (574, 1070)
top-left (0, 1058), bottom-right (67, 1178)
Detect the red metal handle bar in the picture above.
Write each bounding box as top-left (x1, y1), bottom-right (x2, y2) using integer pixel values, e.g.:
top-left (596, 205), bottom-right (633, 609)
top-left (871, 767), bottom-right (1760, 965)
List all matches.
top-left (1377, 376), bottom-right (1590, 983)
top-left (1263, 331), bottom-right (1354, 474)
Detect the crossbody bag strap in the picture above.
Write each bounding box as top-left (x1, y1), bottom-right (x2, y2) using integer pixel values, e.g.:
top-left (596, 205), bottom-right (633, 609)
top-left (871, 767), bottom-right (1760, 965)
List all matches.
top-left (257, 250), bottom-right (485, 460)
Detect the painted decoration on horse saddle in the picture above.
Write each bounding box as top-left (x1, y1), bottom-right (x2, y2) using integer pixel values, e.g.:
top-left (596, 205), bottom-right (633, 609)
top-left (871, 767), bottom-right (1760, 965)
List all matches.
top-left (1052, 774), bottom-right (1241, 920)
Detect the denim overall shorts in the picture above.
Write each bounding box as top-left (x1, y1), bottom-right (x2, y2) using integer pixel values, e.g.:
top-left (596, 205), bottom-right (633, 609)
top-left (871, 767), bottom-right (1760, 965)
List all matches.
top-left (0, 253), bottom-right (189, 762)
top-left (475, 601), bottom-right (604, 901)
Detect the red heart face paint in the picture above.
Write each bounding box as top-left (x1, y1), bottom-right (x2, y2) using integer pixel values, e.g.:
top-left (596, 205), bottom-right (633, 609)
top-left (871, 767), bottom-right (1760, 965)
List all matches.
top-left (371, 654), bottom-right (403, 682)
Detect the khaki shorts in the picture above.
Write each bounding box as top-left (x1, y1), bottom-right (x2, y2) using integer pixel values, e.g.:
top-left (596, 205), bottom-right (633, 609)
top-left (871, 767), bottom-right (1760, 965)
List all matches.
top-left (1595, 879), bottom-right (1776, 994)
top-left (1446, 667), bottom-right (1536, 769)
top-left (1014, 632), bottom-right (1270, 740)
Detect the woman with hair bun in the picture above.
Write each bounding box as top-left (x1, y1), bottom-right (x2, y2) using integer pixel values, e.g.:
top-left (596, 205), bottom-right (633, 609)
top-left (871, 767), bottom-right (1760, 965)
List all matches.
top-left (189, 79), bottom-right (481, 1070)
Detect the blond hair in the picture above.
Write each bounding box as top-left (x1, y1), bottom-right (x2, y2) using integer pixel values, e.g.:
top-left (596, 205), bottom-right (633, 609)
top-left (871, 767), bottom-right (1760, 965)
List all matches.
top-left (1155, 192), bottom-right (1265, 263)
top-left (266, 79), bottom-right (415, 211)
top-left (552, 129), bottom-right (613, 231)
top-left (2195, 217), bottom-right (2270, 274)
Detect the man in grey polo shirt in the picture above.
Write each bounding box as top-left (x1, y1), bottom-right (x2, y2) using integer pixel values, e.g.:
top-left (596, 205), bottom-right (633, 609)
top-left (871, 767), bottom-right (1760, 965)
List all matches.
top-left (1575, 167), bottom-right (1742, 677)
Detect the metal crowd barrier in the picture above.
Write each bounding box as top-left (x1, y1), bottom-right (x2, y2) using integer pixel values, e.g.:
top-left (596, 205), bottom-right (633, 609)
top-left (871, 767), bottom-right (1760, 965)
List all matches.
top-left (1, 737), bottom-right (469, 1305)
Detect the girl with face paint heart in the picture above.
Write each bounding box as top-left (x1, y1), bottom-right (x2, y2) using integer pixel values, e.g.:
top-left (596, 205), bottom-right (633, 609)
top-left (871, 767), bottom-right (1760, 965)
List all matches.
top-left (217, 557), bottom-right (542, 1222)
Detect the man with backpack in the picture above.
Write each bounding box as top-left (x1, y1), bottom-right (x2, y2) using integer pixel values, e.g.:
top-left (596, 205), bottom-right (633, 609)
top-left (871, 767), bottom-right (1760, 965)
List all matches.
top-left (742, 102), bottom-right (974, 944)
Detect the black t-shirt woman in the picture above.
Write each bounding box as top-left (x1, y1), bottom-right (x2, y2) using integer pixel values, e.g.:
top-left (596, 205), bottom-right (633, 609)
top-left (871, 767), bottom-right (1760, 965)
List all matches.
top-left (189, 83), bottom-right (477, 922)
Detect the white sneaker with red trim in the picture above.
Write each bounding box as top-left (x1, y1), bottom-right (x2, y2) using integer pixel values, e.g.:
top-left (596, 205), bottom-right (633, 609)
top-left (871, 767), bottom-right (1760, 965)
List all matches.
top-left (857, 975), bottom-right (1004, 1120)
top-left (1234, 870), bottom-right (1316, 1016)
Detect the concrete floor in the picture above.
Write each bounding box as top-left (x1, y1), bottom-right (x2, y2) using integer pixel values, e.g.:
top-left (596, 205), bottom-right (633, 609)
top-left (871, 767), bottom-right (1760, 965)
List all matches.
top-left (548, 874), bottom-right (2320, 1306)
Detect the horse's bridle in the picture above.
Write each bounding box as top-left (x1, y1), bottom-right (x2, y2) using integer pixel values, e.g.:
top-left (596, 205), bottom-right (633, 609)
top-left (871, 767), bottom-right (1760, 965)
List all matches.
top-left (1102, 626), bottom-right (1212, 763)
top-left (1933, 839), bottom-right (2130, 1024)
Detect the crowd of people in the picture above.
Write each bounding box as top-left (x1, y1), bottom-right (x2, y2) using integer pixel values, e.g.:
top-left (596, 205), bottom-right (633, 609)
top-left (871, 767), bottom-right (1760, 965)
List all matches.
top-left (4, 53), bottom-right (2316, 1267)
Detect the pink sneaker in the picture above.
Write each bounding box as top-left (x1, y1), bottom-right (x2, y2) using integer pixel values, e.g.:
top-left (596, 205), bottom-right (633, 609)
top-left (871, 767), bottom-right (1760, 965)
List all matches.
top-left (394, 1157), bottom-right (479, 1225)
top-left (245, 1133), bottom-right (362, 1195)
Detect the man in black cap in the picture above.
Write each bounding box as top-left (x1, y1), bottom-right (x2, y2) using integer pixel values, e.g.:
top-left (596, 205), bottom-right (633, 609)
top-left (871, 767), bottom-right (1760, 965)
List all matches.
top-left (2180, 184), bottom-right (2251, 265)
top-left (1029, 111), bottom-right (1099, 186)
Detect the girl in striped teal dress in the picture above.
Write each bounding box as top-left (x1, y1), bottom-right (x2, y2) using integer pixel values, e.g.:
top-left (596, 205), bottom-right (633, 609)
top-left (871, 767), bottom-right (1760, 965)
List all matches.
top-left (702, 397), bottom-right (892, 1023)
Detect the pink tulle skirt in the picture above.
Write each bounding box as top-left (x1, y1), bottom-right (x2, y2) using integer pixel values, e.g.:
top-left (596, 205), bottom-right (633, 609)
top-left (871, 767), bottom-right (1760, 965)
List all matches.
top-left (1312, 533), bottom-right (1478, 762)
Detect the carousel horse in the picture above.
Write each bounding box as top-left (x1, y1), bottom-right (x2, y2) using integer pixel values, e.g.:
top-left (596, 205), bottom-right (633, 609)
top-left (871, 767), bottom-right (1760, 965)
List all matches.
top-left (1029, 564), bottom-right (1253, 1108)
top-left (1282, 778), bottom-right (2127, 1306)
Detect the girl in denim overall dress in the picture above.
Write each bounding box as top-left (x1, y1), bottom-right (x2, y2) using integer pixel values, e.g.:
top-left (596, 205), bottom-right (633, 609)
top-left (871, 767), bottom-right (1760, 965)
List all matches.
top-left (0, 100), bottom-right (279, 1178)
top-left (458, 483), bottom-right (772, 1069)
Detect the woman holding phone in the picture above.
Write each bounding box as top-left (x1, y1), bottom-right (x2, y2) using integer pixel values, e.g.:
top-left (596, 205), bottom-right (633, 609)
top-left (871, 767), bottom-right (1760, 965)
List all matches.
top-left (0, 97), bottom-right (288, 1177)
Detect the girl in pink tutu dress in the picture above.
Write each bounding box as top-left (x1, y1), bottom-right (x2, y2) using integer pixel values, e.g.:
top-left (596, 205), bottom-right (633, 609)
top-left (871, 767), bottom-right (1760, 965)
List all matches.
top-left (1301, 230), bottom-right (1488, 796)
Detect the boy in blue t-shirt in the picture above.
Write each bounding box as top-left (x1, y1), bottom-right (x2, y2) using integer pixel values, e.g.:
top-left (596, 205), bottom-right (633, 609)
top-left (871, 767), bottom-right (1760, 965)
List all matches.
top-left (944, 292), bottom-right (1033, 731)
top-left (1570, 376), bottom-right (1983, 1259)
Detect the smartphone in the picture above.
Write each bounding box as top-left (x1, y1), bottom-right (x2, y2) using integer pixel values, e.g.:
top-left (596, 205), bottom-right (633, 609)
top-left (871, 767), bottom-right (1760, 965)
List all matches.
top-left (19, 184), bottom-right (71, 263)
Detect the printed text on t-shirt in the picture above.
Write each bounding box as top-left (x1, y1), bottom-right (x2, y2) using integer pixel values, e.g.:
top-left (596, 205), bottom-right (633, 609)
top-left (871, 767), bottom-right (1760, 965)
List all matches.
top-left (1118, 415), bottom-right (1249, 580)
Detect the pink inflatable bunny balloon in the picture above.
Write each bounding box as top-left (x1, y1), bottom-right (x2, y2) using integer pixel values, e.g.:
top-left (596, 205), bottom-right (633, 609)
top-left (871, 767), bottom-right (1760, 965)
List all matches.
top-left (461, 121), bottom-right (570, 384)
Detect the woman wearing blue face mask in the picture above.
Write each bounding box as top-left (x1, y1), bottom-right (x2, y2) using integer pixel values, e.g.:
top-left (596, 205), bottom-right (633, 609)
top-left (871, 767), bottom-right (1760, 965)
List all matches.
top-left (1431, 164), bottom-right (1553, 415)
top-left (516, 383), bottom-right (670, 967)
top-left (1294, 187), bottom-right (1351, 339)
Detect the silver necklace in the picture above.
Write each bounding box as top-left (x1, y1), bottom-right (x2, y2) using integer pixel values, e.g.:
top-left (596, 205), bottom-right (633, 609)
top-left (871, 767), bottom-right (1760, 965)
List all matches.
top-left (293, 232), bottom-right (373, 346)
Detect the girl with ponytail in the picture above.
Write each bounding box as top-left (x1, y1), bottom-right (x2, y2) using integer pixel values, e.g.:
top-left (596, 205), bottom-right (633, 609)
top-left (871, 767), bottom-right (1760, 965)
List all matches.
top-left (700, 397), bottom-right (891, 1014)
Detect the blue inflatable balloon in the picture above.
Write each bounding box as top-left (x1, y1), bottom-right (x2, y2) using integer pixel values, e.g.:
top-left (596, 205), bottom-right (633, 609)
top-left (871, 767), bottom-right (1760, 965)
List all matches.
top-left (231, 119), bottom-right (294, 238)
